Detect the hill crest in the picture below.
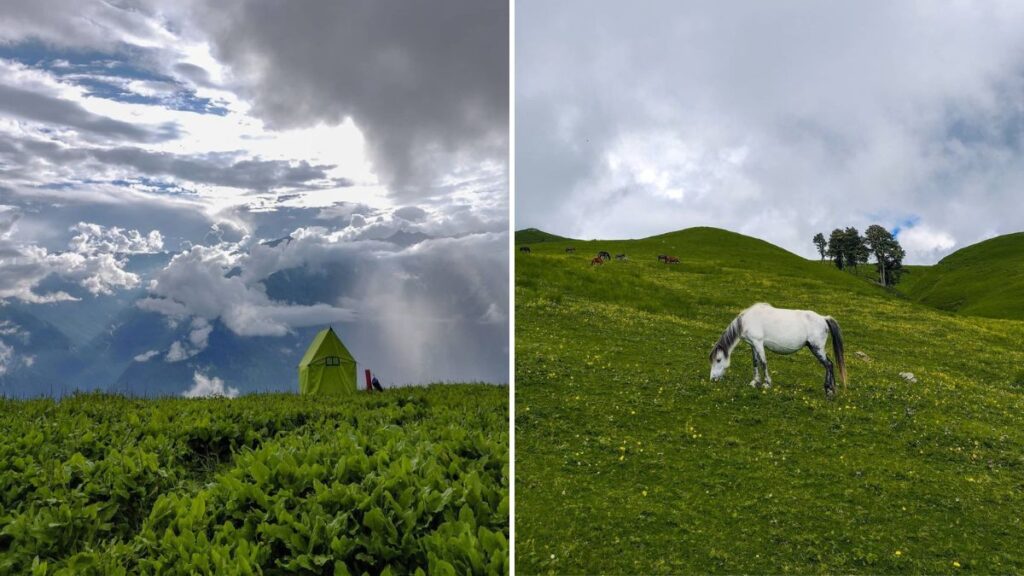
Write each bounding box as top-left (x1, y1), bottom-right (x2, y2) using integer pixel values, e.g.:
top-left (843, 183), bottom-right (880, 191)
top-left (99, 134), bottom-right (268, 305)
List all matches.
top-left (900, 231), bottom-right (1024, 320)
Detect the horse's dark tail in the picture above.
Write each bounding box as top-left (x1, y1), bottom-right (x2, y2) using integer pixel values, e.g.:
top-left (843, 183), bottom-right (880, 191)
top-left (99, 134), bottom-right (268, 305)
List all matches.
top-left (826, 316), bottom-right (847, 387)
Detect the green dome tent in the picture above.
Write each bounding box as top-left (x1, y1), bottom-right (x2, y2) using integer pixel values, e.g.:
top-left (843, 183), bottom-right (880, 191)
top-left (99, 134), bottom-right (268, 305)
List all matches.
top-left (298, 327), bottom-right (357, 395)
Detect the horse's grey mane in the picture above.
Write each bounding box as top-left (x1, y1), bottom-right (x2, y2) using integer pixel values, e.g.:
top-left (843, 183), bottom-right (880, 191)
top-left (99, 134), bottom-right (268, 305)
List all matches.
top-left (710, 315), bottom-right (743, 360)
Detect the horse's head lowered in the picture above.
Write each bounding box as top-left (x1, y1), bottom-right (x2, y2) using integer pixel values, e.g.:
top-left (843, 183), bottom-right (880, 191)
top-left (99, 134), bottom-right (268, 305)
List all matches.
top-left (709, 316), bottom-right (742, 381)
top-left (709, 345), bottom-right (731, 381)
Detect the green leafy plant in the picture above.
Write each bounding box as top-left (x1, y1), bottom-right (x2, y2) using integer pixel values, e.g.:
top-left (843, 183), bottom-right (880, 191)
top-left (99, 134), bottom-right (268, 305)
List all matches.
top-left (0, 385), bottom-right (508, 575)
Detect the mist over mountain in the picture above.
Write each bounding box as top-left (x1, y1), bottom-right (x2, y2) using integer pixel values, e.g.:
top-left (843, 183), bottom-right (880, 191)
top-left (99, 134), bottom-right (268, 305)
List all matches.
top-left (2, 227), bottom-right (508, 398)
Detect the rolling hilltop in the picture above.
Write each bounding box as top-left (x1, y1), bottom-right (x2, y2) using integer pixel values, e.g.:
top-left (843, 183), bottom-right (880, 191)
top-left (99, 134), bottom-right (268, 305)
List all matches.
top-left (515, 227), bottom-right (1024, 574)
top-left (899, 232), bottom-right (1024, 321)
top-left (514, 228), bottom-right (570, 245)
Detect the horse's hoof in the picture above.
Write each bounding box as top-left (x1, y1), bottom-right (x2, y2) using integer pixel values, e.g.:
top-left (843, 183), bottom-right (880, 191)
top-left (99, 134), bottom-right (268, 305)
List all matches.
top-left (749, 380), bottom-right (759, 388)
top-left (763, 382), bottom-right (772, 389)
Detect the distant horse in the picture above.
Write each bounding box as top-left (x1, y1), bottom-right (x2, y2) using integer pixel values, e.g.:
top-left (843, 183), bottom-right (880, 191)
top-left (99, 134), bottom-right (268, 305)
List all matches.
top-left (520, 246), bottom-right (531, 253)
top-left (665, 256), bottom-right (679, 264)
top-left (590, 257), bottom-right (604, 266)
top-left (597, 251), bottom-right (611, 261)
top-left (565, 247), bottom-right (575, 253)
top-left (657, 255), bottom-right (668, 262)
top-left (615, 253), bottom-right (627, 261)
top-left (709, 303), bottom-right (847, 398)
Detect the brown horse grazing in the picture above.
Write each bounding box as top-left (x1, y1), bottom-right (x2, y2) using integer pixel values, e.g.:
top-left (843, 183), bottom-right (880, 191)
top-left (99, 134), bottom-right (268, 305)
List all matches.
top-left (590, 257), bottom-right (604, 266)
top-left (657, 254), bottom-right (668, 262)
top-left (665, 256), bottom-right (680, 264)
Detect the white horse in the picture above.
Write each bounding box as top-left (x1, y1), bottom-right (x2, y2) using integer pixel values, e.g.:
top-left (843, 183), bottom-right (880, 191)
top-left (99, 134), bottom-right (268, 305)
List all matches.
top-left (708, 303), bottom-right (847, 398)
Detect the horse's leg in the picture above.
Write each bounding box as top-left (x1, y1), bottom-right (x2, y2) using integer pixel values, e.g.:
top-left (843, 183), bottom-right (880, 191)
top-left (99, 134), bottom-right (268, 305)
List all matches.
top-left (807, 342), bottom-right (835, 398)
top-left (749, 346), bottom-right (761, 387)
top-left (753, 341), bottom-right (770, 388)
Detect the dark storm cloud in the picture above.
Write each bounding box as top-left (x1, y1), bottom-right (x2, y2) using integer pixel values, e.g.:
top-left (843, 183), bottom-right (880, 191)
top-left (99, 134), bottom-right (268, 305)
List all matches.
top-left (191, 0), bottom-right (508, 197)
top-left (0, 83), bottom-right (178, 142)
top-left (517, 0), bottom-right (1024, 263)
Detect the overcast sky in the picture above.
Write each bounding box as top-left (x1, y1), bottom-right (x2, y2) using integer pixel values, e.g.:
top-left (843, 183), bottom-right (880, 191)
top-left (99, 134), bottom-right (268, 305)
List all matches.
top-left (0, 0), bottom-right (508, 385)
top-left (517, 0), bottom-right (1024, 264)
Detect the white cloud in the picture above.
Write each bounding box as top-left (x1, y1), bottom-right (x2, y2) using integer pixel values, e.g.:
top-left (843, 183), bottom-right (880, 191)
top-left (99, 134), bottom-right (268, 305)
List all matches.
top-left (144, 243), bottom-right (355, 337)
top-left (898, 224), bottom-right (957, 262)
top-left (0, 320), bottom-right (22, 337)
top-left (188, 317), bottom-right (212, 349)
top-left (0, 243), bottom-right (141, 303)
top-left (1, 209), bottom-right (149, 303)
top-left (0, 338), bottom-right (32, 375)
top-left (0, 205), bottom-right (19, 238)
top-left (69, 222), bottom-right (164, 255)
top-left (0, 340), bottom-right (13, 376)
top-left (165, 317), bottom-right (213, 362)
top-left (133, 349), bottom-right (160, 362)
top-left (136, 297), bottom-right (189, 319)
top-left (165, 341), bottom-right (188, 363)
top-left (182, 371), bottom-right (238, 398)
top-left (393, 206), bottom-right (428, 222)
top-left (481, 302), bottom-right (506, 324)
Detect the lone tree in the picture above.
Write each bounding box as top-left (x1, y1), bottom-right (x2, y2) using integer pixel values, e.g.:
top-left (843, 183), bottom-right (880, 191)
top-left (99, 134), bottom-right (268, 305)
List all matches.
top-left (812, 232), bottom-right (827, 261)
top-left (864, 224), bottom-right (906, 286)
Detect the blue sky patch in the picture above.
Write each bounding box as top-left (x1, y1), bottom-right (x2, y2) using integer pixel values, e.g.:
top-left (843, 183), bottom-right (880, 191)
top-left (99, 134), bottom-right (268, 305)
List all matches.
top-left (891, 215), bottom-right (920, 238)
top-left (0, 39), bottom-right (228, 115)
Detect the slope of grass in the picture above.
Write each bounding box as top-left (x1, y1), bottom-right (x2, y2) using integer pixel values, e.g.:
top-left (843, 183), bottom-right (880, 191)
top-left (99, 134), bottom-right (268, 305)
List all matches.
top-left (0, 385), bottom-right (508, 574)
top-left (899, 232), bottom-right (1024, 320)
top-left (515, 227), bottom-right (1024, 574)
top-left (514, 228), bottom-right (572, 245)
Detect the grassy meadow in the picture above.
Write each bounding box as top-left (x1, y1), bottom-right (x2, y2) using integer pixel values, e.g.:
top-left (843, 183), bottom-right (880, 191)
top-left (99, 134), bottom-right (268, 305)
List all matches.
top-left (515, 227), bottom-right (1024, 574)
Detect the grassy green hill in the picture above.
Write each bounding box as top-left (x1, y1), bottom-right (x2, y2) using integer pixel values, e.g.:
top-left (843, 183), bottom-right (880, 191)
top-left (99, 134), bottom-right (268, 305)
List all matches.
top-left (514, 228), bottom-right (572, 245)
top-left (898, 232), bottom-right (1024, 320)
top-left (0, 386), bottom-right (507, 574)
top-left (515, 227), bottom-right (1024, 574)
